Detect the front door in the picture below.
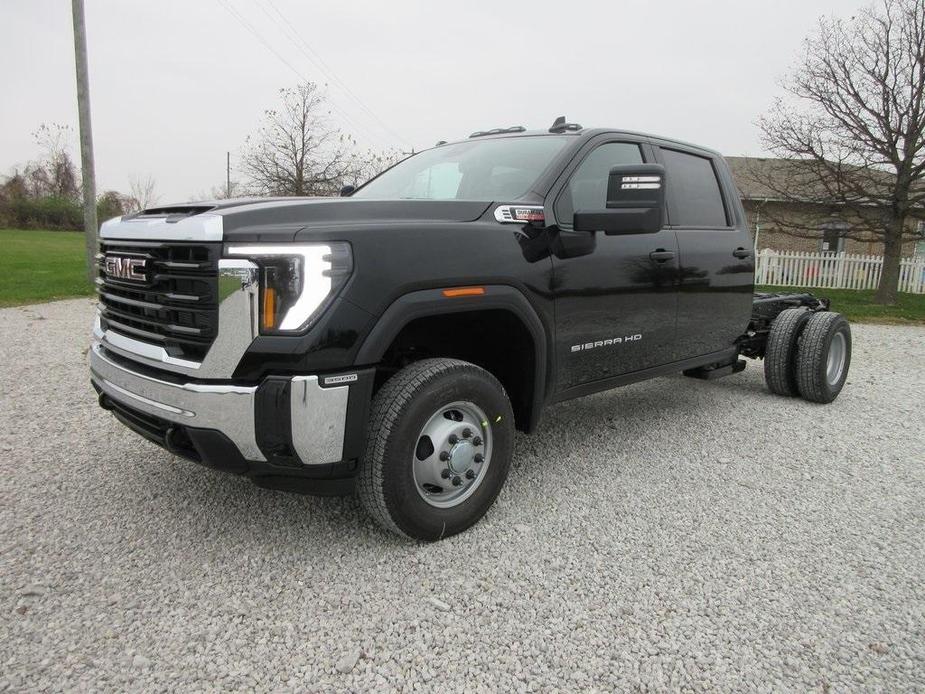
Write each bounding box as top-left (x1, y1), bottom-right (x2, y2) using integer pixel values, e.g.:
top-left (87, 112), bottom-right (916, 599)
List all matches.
top-left (550, 140), bottom-right (679, 391)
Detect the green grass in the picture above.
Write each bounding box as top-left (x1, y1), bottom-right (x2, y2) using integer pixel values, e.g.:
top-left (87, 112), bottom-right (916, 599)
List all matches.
top-left (758, 285), bottom-right (925, 325)
top-left (0, 229), bottom-right (95, 307)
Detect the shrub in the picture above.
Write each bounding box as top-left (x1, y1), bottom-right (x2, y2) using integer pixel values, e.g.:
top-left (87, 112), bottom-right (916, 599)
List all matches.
top-left (0, 192), bottom-right (128, 231)
top-left (1, 195), bottom-right (83, 230)
top-left (97, 190), bottom-right (128, 223)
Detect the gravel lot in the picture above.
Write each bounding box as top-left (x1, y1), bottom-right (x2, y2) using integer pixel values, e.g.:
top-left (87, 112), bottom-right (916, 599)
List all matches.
top-left (1, 298), bottom-right (923, 692)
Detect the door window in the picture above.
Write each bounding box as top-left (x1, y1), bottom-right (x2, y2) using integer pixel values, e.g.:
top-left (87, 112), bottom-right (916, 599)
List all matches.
top-left (555, 142), bottom-right (644, 227)
top-left (660, 148), bottom-right (728, 227)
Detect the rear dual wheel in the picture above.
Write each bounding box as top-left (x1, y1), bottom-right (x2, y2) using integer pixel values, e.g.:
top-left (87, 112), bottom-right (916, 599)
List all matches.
top-left (794, 312), bottom-right (851, 403)
top-left (764, 308), bottom-right (811, 396)
top-left (764, 309), bottom-right (851, 403)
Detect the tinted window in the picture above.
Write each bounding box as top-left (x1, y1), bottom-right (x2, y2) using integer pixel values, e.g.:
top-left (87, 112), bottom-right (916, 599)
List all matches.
top-left (353, 136), bottom-right (571, 200)
top-left (556, 142), bottom-right (644, 225)
top-left (660, 148), bottom-right (728, 227)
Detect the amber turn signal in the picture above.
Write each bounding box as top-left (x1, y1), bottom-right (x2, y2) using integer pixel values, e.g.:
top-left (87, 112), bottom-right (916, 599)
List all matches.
top-left (442, 286), bottom-right (486, 298)
top-left (261, 286), bottom-right (277, 331)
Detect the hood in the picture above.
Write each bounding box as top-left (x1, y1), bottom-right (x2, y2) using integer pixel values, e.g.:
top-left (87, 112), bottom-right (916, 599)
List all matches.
top-left (215, 198), bottom-right (493, 233)
top-left (101, 198), bottom-right (494, 243)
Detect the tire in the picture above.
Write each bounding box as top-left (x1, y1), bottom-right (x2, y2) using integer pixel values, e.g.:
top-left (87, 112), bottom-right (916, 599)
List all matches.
top-left (764, 307), bottom-right (812, 396)
top-left (358, 358), bottom-right (515, 540)
top-left (795, 312), bottom-right (852, 404)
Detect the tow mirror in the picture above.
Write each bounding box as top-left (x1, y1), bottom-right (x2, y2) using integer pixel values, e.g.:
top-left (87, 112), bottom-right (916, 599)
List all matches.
top-left (573, 164), bottom-right (665, 235)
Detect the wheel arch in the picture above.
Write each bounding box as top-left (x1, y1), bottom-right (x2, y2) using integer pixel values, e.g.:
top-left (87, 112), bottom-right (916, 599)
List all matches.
top-left (354, 285), bottom-right (549, 433)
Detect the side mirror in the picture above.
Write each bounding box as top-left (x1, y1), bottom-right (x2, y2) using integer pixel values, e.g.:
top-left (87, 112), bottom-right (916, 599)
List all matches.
top-left (339, 185), bottom-right (356, 197)
top-left (573, 164), bottom-right (665, 234)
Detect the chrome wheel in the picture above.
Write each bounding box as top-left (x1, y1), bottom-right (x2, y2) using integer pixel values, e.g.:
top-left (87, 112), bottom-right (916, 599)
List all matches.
top-left (826, 331), bottom-right (847, 385)
top-left (412, 401), bottom-right (492, 509)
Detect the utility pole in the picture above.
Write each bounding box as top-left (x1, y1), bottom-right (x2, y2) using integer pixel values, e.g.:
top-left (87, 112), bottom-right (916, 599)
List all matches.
top-left (226, 151), bottom-right (231, 198)
top-left (71, 0), bottom-right (97, 282)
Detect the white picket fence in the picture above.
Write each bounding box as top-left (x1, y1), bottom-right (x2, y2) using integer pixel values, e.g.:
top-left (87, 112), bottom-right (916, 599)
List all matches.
top-left (755, 249), bottom-right (925, 294)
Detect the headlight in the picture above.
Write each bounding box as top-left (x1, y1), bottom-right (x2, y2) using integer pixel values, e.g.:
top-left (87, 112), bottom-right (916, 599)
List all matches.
top-left (224, 243), bottom-right (352, 335)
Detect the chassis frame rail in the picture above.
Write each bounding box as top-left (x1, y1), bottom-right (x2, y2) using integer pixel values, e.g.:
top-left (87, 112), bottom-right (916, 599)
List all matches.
top-left (738, 292), bottom-right (830, 359)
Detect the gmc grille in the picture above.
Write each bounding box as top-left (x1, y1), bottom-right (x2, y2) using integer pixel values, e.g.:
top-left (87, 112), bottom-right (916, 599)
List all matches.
top-left (97, 241), bottom-right (221, 362)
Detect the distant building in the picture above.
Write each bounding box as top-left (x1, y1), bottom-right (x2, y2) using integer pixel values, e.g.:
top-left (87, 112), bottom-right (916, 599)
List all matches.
top-left (725, 156), bottom-right (920, 257)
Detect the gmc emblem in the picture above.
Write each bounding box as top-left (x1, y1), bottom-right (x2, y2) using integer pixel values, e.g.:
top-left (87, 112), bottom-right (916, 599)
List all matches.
top-left (104, 256), bottom-right (147, 282)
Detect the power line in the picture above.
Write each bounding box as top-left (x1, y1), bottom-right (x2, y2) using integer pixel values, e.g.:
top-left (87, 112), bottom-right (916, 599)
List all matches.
top-left (257, 0), bottom-right (411, 147)
top-left (213, 0), bottom-right (383, 146)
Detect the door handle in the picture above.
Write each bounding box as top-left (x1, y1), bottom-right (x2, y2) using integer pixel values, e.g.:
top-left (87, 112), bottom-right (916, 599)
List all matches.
top-left (733, 247), bottom-right (752, 259)
top-left (649, 249), bottom-right (675, 262)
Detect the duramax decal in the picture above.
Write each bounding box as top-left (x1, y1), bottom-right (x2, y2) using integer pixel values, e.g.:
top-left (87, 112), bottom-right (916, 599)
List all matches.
top-left (571, 334), bottom-right (643, 352)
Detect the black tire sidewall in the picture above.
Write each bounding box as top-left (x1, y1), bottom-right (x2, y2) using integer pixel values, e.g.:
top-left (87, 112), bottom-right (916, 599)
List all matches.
top-left (765, 308), bottom-right (811, 396)
top-left (810, 316), bottom-right (852, 401)
top-left (380, 368), bottom-right (514, 540)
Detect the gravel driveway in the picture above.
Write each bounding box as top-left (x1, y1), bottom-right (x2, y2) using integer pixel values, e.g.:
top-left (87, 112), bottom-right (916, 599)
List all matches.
top-left (1, 298), bottom-right (923, 691)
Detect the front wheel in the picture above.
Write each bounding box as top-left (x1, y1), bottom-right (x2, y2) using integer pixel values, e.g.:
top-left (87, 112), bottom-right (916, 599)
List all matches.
top-left (358, 358), bottom-right (515, 540)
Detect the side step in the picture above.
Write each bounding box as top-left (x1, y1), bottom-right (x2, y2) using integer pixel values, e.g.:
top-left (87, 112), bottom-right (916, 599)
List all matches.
top-left (683, 359), bottom-right (747, 380)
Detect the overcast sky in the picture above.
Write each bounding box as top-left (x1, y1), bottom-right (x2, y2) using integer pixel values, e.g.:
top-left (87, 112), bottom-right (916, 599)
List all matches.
top-left (1, 0), bottom-right (866, 202)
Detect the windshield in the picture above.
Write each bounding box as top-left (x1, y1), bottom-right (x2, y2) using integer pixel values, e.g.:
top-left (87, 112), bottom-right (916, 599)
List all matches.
top-left (352, 136), bottom-right (571, 201)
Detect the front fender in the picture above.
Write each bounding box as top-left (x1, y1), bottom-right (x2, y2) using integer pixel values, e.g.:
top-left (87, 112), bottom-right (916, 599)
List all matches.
top-left (354, 285), bottom-right (551, 433)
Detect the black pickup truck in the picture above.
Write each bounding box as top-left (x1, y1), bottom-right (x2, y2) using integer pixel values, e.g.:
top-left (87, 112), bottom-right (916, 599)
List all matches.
top-left (90, 118), bottom-right (852, 539)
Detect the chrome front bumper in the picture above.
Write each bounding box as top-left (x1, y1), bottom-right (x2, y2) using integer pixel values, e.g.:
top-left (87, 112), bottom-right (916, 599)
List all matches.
top-left (90, 343), bottom-right (350, 465)
top-left (93, 216), bottom-right (354, 470)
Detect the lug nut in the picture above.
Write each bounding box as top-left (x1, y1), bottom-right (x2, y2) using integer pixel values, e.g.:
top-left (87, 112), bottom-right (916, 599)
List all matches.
top-left (462, 428), bottom-right (472, 438)
top-left (452, 476), bottom-right (462, 486)
top-left (448, 434), bottom-right (459, 444)
top-left (439, 451), bottom-right (450, 462)
top-left (474, 453), bottom-right (484, 463)
top-left (473, 436), bottom-right (483, 446)
top-left (441, 469), bottom-right (451, 479)
top-left (465, 469), bottom-right (476, 479)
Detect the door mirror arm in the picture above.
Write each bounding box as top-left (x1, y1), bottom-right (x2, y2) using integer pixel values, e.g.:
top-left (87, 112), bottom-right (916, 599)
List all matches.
top-left (549, 225), bottom-right (597, 259)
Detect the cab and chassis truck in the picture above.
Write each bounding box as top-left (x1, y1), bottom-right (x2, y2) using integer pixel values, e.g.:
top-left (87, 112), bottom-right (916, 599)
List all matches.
top-left (90, 119), bottom-right (852, 540)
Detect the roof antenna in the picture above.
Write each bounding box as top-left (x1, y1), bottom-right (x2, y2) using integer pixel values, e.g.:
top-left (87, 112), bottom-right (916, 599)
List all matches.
top-left (549, 116), bottom-right (582, 133)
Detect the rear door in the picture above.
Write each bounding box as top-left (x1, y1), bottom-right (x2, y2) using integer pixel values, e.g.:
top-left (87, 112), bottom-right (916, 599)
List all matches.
top-left (653, 145), bottom-right (754, 360)
top-left (549, 138), bottom-right (680, 391)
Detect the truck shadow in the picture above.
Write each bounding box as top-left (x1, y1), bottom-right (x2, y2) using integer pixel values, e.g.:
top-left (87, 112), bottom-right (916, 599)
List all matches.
top-left (93, 371), bottom-right (762, 553)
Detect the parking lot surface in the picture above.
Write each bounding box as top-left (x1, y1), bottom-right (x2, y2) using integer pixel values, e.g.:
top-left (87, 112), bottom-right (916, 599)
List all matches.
top-left (1, 298), bottom-right (923, 691)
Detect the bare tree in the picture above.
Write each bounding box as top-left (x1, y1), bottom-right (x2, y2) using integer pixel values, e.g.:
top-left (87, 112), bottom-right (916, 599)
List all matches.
top-left (190, 180), bottom-right (244, 202)
top-left (755, 0), bottom-right (925, 305)
top-left (209, 179), bottom-right (243, 199)
top-left (127, 174), bottom-right (159, 212)
top-left (241, 83), bottom-right (356, 197)
top-left (26, 123), bottom-right (80, 199)
top-left (342, 147), bottom-right (408, 190)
